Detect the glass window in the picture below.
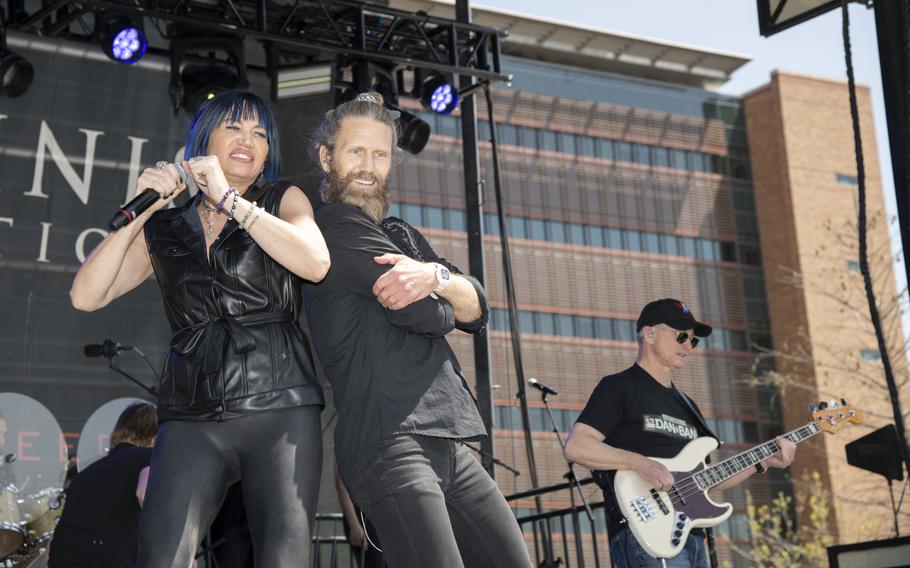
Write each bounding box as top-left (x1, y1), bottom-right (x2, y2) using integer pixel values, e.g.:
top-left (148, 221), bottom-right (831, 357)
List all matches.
top-left (499, 124), bottom-right (519, 146)
top-left (720, 242), bottom-right (737, 262)
top-left (606, 228), bottom-right (623, 249)
top-left (699, 239), bottom-right (719, 261)
top-left (836, 173), bottom-right (858, 185)
top-left (519, 310), bottom-right (535, 334)
top-left (671, 149), bottom-right (688, 170)
top-left (509, 216), bottom-right (527, 239)
top-left (540, 130), bottom-right (558, 152)
top-left (536, 312), bottom-right (556, 336)
top-left (586, 225), bottom-right (604, 247)
top-left (483, 213), bottom-right (498, 235)
top-left (710, 155), bottom-right (726, 175)
top-left (529, 219), bottom-right (547, 240)
top-left (402, 203), bottom-right (422, 225)
top-left (860, 349), bottom-right (881, 361)
top-left (634, 144), bottom-right (651, 165)
top-left (615, 319), bottom-right (636, 342)
top-left (729, 331), bottom-right (748, 351)
top-left (547, 220), bottom-right (566, 243)
top-left (426, 206), bottom-right (445, 229)
top-left (439, 116), bottom-right (459, 137)
top-left (575, 316), bottom-right (595, 339)
top-left (616, 142), bottom-right (633, 162)
top-left (624, 230), bottom-right (643, 252)
top-left (681, 237), bottom-right (698, 258)
top-left (654, 147), bottom-right (670, 168)
top-left (447, 209), bottom-right (466, 232)
top-left (643, 232), bottom-right (661, 253)
top-left (557, 314), bottom-right (574, 337)
top-left (530, 408), bottom-right (547, 432)
top-left (519, 127), bottom-right (538, 149)
top-left (597, 139), bottom-right (615, 160)
top-left (846, 260), bottom-right (861, 272)
top-left (387, 202), bottom-right (401, 218)
top-left (568, 223), bottom-right (585, 245)
top-left (559, 132), bottom-right (576, 154)
top-left (594, 318), bottom-right (614, 340)
top-left (660, 234), bottom-right (678, 256)
top-left (578, 136), bottom-right (596, 157)
top-left (477, 120), bottom-right (491, 142)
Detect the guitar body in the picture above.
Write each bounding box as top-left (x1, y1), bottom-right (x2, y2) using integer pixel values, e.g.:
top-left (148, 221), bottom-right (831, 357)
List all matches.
top-left (614, 436), bottom-right (732, 559)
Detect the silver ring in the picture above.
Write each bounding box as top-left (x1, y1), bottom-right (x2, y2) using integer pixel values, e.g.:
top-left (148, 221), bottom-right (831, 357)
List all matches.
top-left (154, 161), bottom-right (168, 170)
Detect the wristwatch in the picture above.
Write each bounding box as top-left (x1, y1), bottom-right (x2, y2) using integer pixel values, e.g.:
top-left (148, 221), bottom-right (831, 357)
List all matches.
top-left (433, 263), bottom-right (452, 294)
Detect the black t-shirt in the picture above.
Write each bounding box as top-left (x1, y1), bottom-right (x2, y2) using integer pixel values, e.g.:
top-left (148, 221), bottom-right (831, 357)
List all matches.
top-left (49, 444), bottom-right (152, 568)
top-left (576, 364), bottom-right (711, 536)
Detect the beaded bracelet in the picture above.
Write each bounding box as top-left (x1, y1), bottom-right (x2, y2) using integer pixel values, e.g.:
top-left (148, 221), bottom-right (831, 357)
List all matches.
top-left (245, 207), bottom-right (265, 231)
top-left (239, 201), bottom-right (258, 229)
top-left (216, 187), bottom-right (236, 211)
top-left (228, 191), bottom-right (239, 220)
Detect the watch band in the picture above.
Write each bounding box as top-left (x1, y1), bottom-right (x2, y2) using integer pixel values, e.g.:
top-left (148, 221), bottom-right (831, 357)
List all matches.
top-left (433, 263), bottom-right (452, 294)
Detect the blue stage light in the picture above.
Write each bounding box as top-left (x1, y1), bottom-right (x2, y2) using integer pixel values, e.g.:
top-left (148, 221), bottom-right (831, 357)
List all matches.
top-left (100, 17), bottom-right (147, 65)
top-left (420, 74), bottom-right (459, 115)
top-left (110, 27), bottom-right (146, 63)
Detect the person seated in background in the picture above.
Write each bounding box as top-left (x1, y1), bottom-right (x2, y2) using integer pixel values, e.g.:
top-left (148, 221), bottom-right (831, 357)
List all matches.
top-left (49, 402), bottom-right (158, 568)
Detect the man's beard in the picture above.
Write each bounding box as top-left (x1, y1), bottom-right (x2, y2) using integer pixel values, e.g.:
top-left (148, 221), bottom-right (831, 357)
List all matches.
top-left (322, 169), bottom-right (391, 224)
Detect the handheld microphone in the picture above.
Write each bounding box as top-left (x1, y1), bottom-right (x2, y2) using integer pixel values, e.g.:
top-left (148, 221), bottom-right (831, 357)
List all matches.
top-left (84, 339), bottom-right (133, 358)
top-left (528, 378), bottom-right (558, 396)
top-left (109, 163), bottom-right (188, 231)
top-left (1, 453), bottom-right (15, 464)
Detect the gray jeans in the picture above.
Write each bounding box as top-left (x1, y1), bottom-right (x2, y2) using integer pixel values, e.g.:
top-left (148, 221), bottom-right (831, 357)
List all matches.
top-left (137, 405), bottom-right (322, 568)
top-left (345, 434), bottom-right (531, 568)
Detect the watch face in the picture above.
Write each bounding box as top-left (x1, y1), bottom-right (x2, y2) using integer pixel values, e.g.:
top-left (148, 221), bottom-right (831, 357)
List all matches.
top-left (440, 267), bottom-right (451, 280)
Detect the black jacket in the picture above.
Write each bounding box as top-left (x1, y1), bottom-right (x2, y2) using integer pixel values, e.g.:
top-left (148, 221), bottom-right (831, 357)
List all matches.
top-left (144, 181), bottom-right (324, 421)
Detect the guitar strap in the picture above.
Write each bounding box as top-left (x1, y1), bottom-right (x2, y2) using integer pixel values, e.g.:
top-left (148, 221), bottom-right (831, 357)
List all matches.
top-left (670, 383), bottom-right (721, 444)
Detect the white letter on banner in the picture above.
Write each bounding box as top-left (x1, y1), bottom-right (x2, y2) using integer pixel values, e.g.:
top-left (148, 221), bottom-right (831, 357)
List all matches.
top-left (26, 121), bottom-right (105, 204)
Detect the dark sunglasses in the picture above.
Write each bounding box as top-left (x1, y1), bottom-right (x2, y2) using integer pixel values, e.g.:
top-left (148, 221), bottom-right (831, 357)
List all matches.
top-left (661, 327), bottom-right (699, 348)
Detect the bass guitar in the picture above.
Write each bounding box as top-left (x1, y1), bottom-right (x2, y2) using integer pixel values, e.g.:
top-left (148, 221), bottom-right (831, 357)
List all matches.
top-left (595, 399), bottom-right (862, 559)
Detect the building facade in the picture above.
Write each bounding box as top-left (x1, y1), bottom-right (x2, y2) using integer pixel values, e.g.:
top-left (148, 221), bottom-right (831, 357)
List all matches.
top-left (745, 71), bottom-right (910, 543)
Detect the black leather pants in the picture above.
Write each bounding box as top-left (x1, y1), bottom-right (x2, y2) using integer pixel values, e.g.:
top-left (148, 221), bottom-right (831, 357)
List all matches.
top-left (137, 405), bottom-right (322, 568)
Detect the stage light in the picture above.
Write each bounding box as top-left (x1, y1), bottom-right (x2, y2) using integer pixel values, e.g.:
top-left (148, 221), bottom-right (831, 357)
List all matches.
top-left (420, 73), bottom-right (459, 115)
top-left (179, 61), bottom-right (244, 114)
top-left (0, 46), bottom-right (33, 98)
top-left (99, 16), bottom-right (147, 65)
top-left (168, 37), bottom-right (249, 115)
top-left (397, 108), bottom-right (430, 155)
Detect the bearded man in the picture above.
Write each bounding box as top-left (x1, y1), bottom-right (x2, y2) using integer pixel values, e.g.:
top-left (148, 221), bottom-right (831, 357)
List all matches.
top-left (303, 92), bottom-right (530, 568)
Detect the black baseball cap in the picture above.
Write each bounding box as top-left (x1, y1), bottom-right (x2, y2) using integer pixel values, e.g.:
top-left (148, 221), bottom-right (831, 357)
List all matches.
top-left (636, 298), bottom-right (712, 337)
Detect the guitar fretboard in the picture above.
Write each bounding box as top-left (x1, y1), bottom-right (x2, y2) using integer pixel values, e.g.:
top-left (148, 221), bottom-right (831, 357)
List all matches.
top-left (694, 422), bottom-right (820, 489)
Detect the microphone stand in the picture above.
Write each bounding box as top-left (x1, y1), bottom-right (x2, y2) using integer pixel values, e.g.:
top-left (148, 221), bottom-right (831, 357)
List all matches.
top-left (464, 442), bottom-right (522, 478)
top-left (107, 353), bottom-right (158, 398)
top-left (539, 389), bottom-right (599, 568)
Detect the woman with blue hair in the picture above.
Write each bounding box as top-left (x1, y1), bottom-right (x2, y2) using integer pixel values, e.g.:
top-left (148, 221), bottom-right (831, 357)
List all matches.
top-left (70, 91), bottom-right (330, 566)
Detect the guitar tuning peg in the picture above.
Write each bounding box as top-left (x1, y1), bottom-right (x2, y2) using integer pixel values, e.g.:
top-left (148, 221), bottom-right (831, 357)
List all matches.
top-left (818, 401), bottom-right (828, 410)
top-left (841, 398), bottom-right (847, 406)
top-left (808, 402), bottom-right (817, 412)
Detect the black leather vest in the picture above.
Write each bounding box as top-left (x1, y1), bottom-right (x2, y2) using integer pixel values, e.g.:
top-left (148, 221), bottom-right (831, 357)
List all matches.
top-left (144, 181), bottom-right (324, 421)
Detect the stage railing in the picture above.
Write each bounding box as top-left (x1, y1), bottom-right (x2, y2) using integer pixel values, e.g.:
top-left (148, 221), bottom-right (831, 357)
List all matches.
top-left (506, 476), bottom-right (610, 568)
top-left (309, 478), bottom-right (611, 568)
top-left (311, 513), bottom-right (359, 568)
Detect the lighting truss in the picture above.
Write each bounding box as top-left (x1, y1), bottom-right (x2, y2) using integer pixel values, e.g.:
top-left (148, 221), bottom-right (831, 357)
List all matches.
top-left (9, 0), bottom-right (510, 83)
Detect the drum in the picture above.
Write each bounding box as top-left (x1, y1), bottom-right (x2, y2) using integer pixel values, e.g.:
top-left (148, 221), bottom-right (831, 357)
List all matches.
top-left (0, 484), bottom-right (24, 557)
top-left (21, 489), bottom-right (64, 545)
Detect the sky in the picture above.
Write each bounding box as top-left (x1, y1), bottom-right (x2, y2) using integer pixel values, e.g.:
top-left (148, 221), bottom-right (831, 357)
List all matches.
top-left (477, 0), bottom-right (907, 323)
